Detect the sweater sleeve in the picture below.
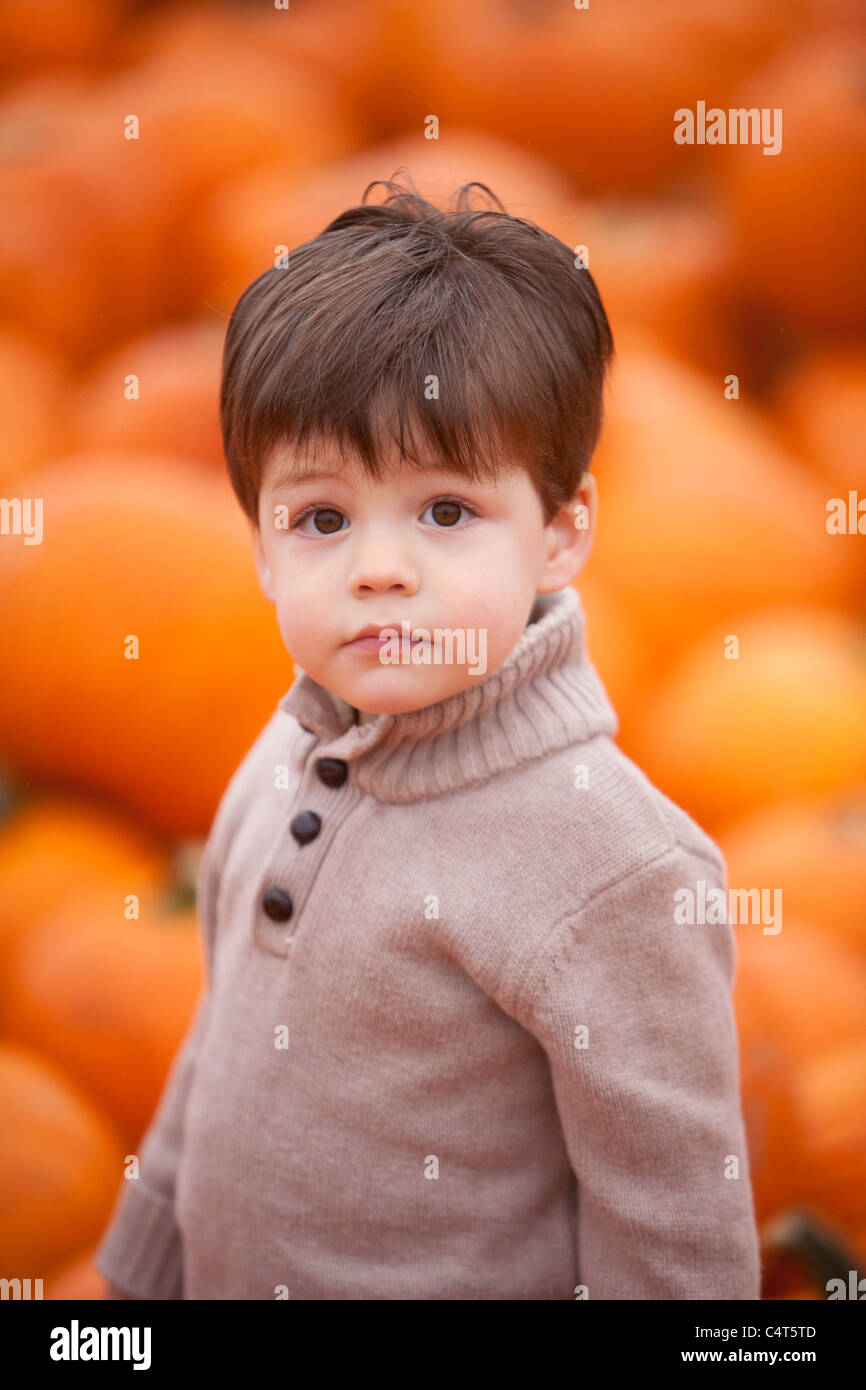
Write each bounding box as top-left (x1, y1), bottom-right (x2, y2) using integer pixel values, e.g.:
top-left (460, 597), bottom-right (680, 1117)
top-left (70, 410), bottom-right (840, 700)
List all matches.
top-left (521, 844), bottom-right (762, 1300)
top-left (93, 826), bottom-right (222, 1300)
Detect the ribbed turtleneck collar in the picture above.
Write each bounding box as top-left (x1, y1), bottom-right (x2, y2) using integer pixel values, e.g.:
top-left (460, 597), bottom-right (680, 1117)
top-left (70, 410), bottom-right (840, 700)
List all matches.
top-left (277, 584), bottom-right (619, 803)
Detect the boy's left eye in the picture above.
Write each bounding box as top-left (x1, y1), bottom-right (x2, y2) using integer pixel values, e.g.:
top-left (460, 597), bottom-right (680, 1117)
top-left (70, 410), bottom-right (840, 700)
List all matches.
top-left (420, 497), bottom-right (475, 527)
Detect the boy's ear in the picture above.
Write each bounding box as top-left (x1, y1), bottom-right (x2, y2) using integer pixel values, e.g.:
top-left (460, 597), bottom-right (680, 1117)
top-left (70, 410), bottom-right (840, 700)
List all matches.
top-left (536, 470), bottom-right (597, 594)
top-left (247, 516), bottom-right (276, 603)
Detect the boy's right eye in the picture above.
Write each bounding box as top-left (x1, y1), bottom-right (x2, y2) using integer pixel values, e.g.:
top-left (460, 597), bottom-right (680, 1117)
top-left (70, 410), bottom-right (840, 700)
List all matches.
top-left (291, 506), bottom-right (346, 536)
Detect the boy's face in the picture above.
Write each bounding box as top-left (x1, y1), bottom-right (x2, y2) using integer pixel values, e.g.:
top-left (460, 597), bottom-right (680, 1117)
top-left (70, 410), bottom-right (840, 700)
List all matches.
top-left (249, 440), bottom-right (596, 716)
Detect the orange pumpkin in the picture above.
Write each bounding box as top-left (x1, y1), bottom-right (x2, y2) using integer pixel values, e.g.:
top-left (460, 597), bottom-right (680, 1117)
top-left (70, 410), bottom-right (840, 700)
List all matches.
top-left (625, 605), bottom-right (866, 829)
top-left (733, 923), bottom-right (866, 1075)
top-left (0, 72), bottom-right (171, 361)
top-left (566, 200), bottom-right (738, 378)
top-left (120, 30), bottom-right (353, 199)
top-left (734, 926), bottom-right (866, 1235)
top-left (0, 887), bottom-right (204, 1147)
top-left (0, 452), bottom-right (292, 837)
top-left (736, 1019), bottom-right (806, 1226)
top-left (773, 343), bottom-right (866, 497)
top-left (575, 573), bottom-right (652, 748)
top-left (0, 793), bottom-right (167, 971)
top-left (44, 1247), bottom-right (109, 1300)
top-left (721, 34), bottom-right (866, 332)
top-left (792, 1041), bottom-right (866, 1235)
top-left (589, 340), bottom-right (863, 663)
top-left (69, 319), bottom-right (225, 471)
top-left (717, 791), bottom-right (866, 956)
top-left (0, 1041), bottom-right (123, 1273)
top-left (117, 0), bottom-right (380, 122)
top-left (0, 0), bottom-right (124, 76)
top-left (375, 0), bottom-right (801, 193)
top-left (107, 26), bottom-right (355, 317)
top-left (0, 148), bottom-right (105, 364)
top-left (0, 322), bottom-right (69, 489)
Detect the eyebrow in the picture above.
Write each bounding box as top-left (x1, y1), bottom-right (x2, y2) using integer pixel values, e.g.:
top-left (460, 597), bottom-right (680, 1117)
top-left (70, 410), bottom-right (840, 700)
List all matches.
top-left (268, 458), bottom-right (489, 494)
top-left (269, 462), bottom-right (345, 490)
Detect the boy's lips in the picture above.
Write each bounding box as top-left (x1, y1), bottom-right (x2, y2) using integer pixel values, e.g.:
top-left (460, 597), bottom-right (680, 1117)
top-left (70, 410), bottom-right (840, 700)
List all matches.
top-left (345, 631), bottom-right (429, 653)
top-left (344, 623), bottom-right (428, 645)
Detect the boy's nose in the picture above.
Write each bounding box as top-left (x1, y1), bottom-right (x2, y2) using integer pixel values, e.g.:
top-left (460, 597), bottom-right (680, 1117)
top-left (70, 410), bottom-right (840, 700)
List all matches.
top-left (347, 534), bottom-right (420, 597)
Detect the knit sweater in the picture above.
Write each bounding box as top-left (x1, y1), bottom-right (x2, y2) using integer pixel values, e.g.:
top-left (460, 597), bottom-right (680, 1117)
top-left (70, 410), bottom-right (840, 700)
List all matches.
top-left (95, 584), bottom-right (761, 1300)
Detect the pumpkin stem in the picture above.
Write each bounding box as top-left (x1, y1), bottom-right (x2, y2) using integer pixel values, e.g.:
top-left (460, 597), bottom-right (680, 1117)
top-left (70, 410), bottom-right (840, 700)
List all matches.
top-left (763, 1207), bottom-right (866, 1291)
top-left (161, 838), bottom-right (205, 914)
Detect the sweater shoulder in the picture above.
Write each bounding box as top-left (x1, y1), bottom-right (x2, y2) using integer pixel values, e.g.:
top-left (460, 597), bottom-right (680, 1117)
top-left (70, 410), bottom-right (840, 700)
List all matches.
top-left (527, 731), bottom-right (727, 909)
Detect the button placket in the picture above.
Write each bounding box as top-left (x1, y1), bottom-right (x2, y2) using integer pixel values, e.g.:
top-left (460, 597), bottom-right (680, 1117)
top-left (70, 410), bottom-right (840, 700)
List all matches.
top-left (253, 755), bottom-right (353, 958)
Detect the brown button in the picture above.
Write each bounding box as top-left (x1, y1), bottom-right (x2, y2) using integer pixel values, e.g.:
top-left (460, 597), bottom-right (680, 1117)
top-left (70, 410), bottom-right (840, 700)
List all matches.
top-left (316, 757), bottom-right (348, 788)
top-left (262, 887), bottom-right (293, 922)
top-left (291, 810), bottom-right (321, 844)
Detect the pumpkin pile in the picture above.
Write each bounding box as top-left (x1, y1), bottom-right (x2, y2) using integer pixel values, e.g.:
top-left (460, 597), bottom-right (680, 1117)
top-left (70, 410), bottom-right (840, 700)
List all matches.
top-left (0, 0), bottom-right (863, 1301)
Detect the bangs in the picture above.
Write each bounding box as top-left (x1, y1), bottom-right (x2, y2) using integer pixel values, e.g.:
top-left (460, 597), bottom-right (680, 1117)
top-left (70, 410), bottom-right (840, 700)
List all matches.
top-left (221, 177), bottom-right (613, 526)
top-left (230, 287), bottom-right (555, 502)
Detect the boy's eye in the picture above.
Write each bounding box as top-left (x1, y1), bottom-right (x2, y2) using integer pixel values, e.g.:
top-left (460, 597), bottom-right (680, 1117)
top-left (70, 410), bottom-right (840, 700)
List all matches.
top-left (292, 506), bottom-right (346, 535)
top-left (420, 497), bottom-right (474, 527)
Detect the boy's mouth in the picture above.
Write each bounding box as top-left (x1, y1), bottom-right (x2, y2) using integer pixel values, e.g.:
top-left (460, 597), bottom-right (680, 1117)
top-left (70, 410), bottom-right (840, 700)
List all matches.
top-left (346, 633), bottom-right (428, 653)
top-left (344, 623), bottom-right (428, 647)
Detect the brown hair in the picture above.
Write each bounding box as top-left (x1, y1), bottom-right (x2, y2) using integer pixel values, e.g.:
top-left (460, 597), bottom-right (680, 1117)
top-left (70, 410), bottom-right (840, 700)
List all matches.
top-left (220, 173), bottom-right (614, 528)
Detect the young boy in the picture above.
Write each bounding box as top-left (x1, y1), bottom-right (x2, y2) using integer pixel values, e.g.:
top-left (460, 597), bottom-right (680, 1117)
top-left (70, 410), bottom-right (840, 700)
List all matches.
top-left (97, 178), bottom-right (761, 1300)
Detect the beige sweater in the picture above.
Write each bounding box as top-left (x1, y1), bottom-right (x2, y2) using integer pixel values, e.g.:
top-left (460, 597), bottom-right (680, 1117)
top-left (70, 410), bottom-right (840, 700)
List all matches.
top-left (95, 584), bottom-right (761, 1299)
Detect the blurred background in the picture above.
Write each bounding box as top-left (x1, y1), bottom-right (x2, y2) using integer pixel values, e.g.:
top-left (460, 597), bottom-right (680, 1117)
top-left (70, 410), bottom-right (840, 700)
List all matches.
top-left (0, 0), bottom-right (864, 1301)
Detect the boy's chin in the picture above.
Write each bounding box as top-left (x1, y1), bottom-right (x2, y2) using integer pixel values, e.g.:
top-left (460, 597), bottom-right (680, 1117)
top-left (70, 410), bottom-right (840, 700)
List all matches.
top-left (341, 673), bottom-right (473, 718)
